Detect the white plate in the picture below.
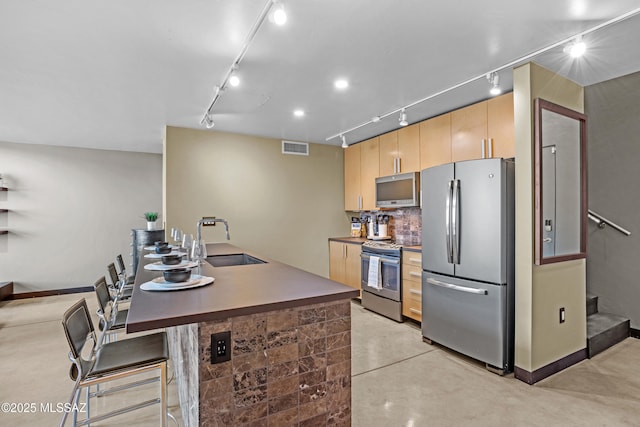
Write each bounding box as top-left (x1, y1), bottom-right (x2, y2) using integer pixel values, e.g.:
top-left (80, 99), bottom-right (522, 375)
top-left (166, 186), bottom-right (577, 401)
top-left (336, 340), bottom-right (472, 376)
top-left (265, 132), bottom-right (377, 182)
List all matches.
top-left (144, 260), bottom-right (198, 271)
top-left (140, 275), bottom-right (214, 292)
top-left (144, 251), bottom-right (183, 259)
top-left (144, 245), bottom-right (180, 251)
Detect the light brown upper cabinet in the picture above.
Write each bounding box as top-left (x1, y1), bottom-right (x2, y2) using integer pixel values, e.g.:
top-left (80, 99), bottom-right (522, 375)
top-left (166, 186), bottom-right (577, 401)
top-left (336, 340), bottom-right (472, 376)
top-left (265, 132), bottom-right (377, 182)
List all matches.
top-left (451, 101), bottom-right (489, 162)
top-left (360, 137), bottom-right (380, 210)
top-left (397, 124), bottom-right (421, 173)
top-left (344, 143), bottom-right (361, 211)
top-left (420, 113), bottom-right (452, 170)
top-left (379, 125), bottom-right (421, 176)
top-left (344, 137), bottom-right (379, 210)
top-left (487, 92), bottom-right (515, 159)
top-left (379, 131), bottom-right (398, 176)
top-left (451, 92), bottom-right (514, 162)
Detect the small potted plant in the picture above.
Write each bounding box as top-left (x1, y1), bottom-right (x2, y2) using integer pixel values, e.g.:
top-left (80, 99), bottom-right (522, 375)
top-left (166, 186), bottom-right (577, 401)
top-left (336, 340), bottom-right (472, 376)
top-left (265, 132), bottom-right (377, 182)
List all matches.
top-left (144, 212), bottom-right (159, 230)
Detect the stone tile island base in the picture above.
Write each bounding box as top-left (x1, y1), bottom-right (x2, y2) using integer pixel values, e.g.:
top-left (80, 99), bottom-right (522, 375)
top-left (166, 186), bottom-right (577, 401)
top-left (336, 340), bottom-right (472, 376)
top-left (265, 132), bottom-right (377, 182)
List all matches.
top-left (167, 299), bottom-right (352, 426)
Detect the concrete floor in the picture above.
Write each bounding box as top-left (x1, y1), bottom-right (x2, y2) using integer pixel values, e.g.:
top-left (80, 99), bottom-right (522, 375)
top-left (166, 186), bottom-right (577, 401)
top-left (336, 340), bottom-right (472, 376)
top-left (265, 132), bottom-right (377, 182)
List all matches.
top-left (1, 294), bottom-right (639, 426)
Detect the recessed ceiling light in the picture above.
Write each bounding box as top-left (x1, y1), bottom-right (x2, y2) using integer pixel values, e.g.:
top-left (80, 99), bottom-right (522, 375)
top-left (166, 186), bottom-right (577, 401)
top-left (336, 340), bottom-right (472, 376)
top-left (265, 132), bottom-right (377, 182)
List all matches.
top-left (334, 79), bottom-right (349, 89)
top-left (293, 109), bottom-right (305, 117)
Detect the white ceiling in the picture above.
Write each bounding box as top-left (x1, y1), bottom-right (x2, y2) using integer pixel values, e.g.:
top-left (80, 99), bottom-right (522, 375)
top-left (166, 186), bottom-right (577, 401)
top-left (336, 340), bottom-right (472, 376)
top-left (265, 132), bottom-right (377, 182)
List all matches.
top-left (1, 1), bottom-right (640, 153)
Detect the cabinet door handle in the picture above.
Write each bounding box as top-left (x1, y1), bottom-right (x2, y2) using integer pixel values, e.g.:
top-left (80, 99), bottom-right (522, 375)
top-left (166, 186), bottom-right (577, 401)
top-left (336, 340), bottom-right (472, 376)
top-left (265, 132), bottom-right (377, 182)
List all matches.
top-left (409, 288), bottom-right (422, 296)
top-left (409, 271), bottom-right (421, 278)
top-left (488, 138), bottom-right (493, 158)
top-left (397, 157), bottom-right (401, 174)
top-left (409, 257), bottom-right (421, 263)
top-left (409, 308), bottom-right (422, 315)
top-left (358, 195), bottom-right (362, 210)
top-left (481, 139), bottom-right (486, 158)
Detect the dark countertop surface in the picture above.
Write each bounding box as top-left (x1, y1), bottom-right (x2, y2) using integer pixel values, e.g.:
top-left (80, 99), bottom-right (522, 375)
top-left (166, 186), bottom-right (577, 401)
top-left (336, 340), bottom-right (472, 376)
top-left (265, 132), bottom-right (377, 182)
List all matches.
top-left (126, 243), bottom-right (359, 333)
top-left (329, 236), bottom-right (422, 252)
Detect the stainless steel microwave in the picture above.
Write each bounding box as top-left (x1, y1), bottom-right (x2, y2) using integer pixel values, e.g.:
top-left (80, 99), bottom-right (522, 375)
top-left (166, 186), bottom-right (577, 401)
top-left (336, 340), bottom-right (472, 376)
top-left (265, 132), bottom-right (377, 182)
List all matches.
top-left (375, 171), bottom-right (420, 208)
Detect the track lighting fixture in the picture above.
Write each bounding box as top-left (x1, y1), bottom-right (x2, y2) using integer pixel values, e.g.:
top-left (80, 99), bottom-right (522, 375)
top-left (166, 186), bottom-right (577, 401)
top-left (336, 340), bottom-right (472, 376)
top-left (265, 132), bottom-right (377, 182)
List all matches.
top-left (200, 0), bottom-right (289, 128)
top-left (341, 135), bottom-right (348, 148)
top-left (201, 113), bottom-right (215, 129)
top-left (564, 36), bottom-right (586, 58)
top-left (487, 72), bottom-right (501, 96)
top-left (399, 109), bottom-right (408, 127)
top-left (228, 64), bottom-right (240, 87)
top-left (270, 0), bottom-right (287, 26)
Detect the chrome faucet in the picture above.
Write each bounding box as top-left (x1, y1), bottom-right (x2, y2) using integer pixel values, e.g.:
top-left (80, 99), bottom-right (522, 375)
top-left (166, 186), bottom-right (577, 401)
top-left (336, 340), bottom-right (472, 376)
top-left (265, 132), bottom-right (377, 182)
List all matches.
top-left (196, 217), bottom-right (231, 245)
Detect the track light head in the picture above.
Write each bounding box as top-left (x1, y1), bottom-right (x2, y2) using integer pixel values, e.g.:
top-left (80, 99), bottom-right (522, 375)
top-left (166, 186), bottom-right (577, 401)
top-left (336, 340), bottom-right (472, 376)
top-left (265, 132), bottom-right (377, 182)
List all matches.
top-left (564, 37), bottom-right (586, 58)
top-left (399, 109), bottom-right (408, 126)
top-left (487, 72), bottom-right (501, 96)
top-left (270, 1), bottom-right (287, 26)
top-left (201, 113), bottom-right (215, 129)
top-left (341, 135), bottom-right (348, 148)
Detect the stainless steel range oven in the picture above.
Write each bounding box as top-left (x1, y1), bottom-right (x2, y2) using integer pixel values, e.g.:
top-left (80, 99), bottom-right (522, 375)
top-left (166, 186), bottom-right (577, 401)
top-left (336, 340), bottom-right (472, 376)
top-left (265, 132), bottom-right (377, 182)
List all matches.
top-left (361, 241), bottom-right (403, 322)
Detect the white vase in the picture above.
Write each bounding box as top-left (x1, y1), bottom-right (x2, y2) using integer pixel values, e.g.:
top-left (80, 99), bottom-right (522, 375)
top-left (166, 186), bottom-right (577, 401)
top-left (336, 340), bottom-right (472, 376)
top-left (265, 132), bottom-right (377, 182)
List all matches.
top-left (146, 221), bottom-right (156, 231)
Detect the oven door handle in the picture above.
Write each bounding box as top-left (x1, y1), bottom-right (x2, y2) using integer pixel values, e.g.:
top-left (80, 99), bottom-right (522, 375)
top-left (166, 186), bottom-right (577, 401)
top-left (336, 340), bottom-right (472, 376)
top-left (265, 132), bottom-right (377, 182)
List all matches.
top-left (360, 253), bottom-right (400, 265)
top-left (426, 277), bottom-right (487, 295)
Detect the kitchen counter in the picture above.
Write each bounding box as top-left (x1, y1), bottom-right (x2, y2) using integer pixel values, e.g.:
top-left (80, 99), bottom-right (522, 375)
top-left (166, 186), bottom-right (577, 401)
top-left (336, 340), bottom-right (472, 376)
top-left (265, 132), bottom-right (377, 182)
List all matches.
top-left (329, 236), bottom-right (422, 252)
top-left (127, 242), bottom-right (356, 426)
top-left (126, 242), bottom-right (358, 333)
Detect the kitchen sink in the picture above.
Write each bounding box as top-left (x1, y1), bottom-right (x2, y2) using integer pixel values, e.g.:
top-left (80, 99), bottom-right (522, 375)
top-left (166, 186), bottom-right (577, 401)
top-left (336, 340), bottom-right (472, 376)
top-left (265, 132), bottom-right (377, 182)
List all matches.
top-left (205, 253), bottom-right (267, 267)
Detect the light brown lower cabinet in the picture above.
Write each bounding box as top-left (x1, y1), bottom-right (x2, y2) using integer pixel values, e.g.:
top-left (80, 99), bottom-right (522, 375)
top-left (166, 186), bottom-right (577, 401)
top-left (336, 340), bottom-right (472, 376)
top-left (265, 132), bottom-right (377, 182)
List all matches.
top-left (402, 251), bottom-right (422, 322)
top-left (329, 241), bottom-right (362, 297)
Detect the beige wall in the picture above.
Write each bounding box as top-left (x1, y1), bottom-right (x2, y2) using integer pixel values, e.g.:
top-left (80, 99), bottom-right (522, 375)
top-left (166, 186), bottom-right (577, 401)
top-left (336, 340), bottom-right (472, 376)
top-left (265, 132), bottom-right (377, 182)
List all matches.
top-left (514, 63), bottom-right (586, 372)
top-left (164, 127), bottom-right (349, 277)
top-left (0, 141), bottom-right (162, 292)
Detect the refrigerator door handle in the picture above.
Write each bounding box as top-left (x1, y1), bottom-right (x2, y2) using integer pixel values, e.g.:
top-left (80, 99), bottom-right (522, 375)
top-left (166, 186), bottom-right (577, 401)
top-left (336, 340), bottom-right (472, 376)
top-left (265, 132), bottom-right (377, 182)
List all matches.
top-left (426, 277), bottom-right (488, 295)
top-left (446, 180), bottom-right (453, 263)
top-left (452, 179), bottom-right (460, 264)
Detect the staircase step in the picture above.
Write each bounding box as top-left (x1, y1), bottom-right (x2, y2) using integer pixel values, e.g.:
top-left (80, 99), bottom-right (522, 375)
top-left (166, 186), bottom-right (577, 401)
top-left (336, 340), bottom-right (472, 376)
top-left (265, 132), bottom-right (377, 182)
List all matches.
top-left (0, 281), bottom-right (13, 302)
top-left (586, 293), bottom-right (599, 316)
top-left (587, 312), bottom-right (630, 358)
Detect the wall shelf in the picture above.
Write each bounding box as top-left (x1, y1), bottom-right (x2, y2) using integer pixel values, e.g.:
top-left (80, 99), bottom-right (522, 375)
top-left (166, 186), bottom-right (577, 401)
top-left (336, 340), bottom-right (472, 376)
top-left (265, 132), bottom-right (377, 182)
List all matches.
top-left (0, 231), bottom-right (8, 235)
top-left (0, 187), bottom-right (7, 191)
top-left (0, 209), bottom-right (7, 213)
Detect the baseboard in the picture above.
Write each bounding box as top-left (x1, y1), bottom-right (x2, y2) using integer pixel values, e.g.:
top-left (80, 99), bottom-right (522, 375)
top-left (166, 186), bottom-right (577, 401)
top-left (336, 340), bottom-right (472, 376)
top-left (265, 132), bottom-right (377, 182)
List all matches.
top-left (9, 286), bottom-right (93, 300)
top-left (0, 281), bottom-right (13, 301)
top-left (514, 347), bottom-right (587, 385)
top-left (631, 328), bottom-right (640, 339)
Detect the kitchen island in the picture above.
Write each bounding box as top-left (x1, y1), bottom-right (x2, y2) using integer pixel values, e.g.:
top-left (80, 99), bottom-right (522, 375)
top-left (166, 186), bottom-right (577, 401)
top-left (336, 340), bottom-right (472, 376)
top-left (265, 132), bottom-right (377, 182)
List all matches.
top-left (127, 243), bottom-right (358, 427)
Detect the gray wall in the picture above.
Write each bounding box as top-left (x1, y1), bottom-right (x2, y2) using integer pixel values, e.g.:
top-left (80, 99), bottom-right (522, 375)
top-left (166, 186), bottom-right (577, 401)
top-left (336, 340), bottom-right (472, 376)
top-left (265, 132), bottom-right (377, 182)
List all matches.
top-left (585, 70), bottom-right (640, 329)
top-left (0, 141), bottom-right (162, 292)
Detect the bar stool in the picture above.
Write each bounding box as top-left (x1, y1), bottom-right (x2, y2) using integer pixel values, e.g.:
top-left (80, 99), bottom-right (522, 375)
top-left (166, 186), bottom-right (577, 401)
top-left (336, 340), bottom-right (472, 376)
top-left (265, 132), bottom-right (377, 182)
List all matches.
top-left (116, 254), bottom-right (135, 285)
top-left (93, 276), bottom-right (127, 343)
top-left (107, 262), bottom-right (132, 303)
top-left (60, 298), bottom-right (168, 427)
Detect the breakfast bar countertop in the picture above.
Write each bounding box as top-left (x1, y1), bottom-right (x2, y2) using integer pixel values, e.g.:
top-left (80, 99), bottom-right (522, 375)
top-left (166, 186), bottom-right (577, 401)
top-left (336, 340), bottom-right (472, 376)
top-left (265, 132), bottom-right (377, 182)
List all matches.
top-left (125, 242), bottom-right (358, 333)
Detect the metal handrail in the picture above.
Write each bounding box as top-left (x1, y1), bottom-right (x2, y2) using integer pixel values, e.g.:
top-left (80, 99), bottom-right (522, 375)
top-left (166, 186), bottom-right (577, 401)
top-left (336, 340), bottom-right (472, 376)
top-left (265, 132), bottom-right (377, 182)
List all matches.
top-left (588, 209), bottom-right (631, 236)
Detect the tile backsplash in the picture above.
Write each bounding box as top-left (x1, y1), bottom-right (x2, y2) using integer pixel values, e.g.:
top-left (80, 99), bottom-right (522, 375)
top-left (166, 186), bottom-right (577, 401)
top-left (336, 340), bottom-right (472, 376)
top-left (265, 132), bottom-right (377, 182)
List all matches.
top-left (359, 207), bottom-right (422, 246)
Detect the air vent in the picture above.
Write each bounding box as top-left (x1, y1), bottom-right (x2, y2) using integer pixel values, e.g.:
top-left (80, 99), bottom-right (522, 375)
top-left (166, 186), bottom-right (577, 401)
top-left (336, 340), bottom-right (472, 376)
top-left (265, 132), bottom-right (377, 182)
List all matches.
top-left (282, 140), bottom-right (309, 156)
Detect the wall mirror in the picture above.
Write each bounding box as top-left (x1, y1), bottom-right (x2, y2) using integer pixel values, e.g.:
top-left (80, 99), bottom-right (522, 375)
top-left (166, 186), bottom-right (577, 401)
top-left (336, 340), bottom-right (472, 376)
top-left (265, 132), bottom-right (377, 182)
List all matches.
top-left (534, 98), bottom-right (587, 265)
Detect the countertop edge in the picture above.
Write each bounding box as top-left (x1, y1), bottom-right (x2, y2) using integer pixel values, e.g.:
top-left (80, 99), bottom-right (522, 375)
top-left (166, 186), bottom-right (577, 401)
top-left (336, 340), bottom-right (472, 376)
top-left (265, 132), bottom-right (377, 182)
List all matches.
top-left (126, 289), bottom-right (358, 333)
top-left (329, 236), bottom-right (421, 252)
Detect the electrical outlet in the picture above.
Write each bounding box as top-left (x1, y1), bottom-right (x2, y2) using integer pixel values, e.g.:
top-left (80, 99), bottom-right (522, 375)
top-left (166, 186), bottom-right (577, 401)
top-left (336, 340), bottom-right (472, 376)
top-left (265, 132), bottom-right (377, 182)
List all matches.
top-left (559, 307), bottom-right (566, 324)
top-left (211, 331), bottom-right (231, 364)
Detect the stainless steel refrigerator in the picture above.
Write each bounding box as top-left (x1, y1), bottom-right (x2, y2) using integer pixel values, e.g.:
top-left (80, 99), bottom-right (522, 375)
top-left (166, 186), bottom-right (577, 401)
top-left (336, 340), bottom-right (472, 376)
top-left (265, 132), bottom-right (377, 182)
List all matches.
top-left (421, 158), bottom-right (515, 374)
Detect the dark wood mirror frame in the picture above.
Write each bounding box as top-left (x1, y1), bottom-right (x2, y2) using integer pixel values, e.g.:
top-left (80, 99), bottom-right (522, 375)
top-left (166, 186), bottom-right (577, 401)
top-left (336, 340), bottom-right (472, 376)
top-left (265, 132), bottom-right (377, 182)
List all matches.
top-left (534, 98), bottom-right (588, 265)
